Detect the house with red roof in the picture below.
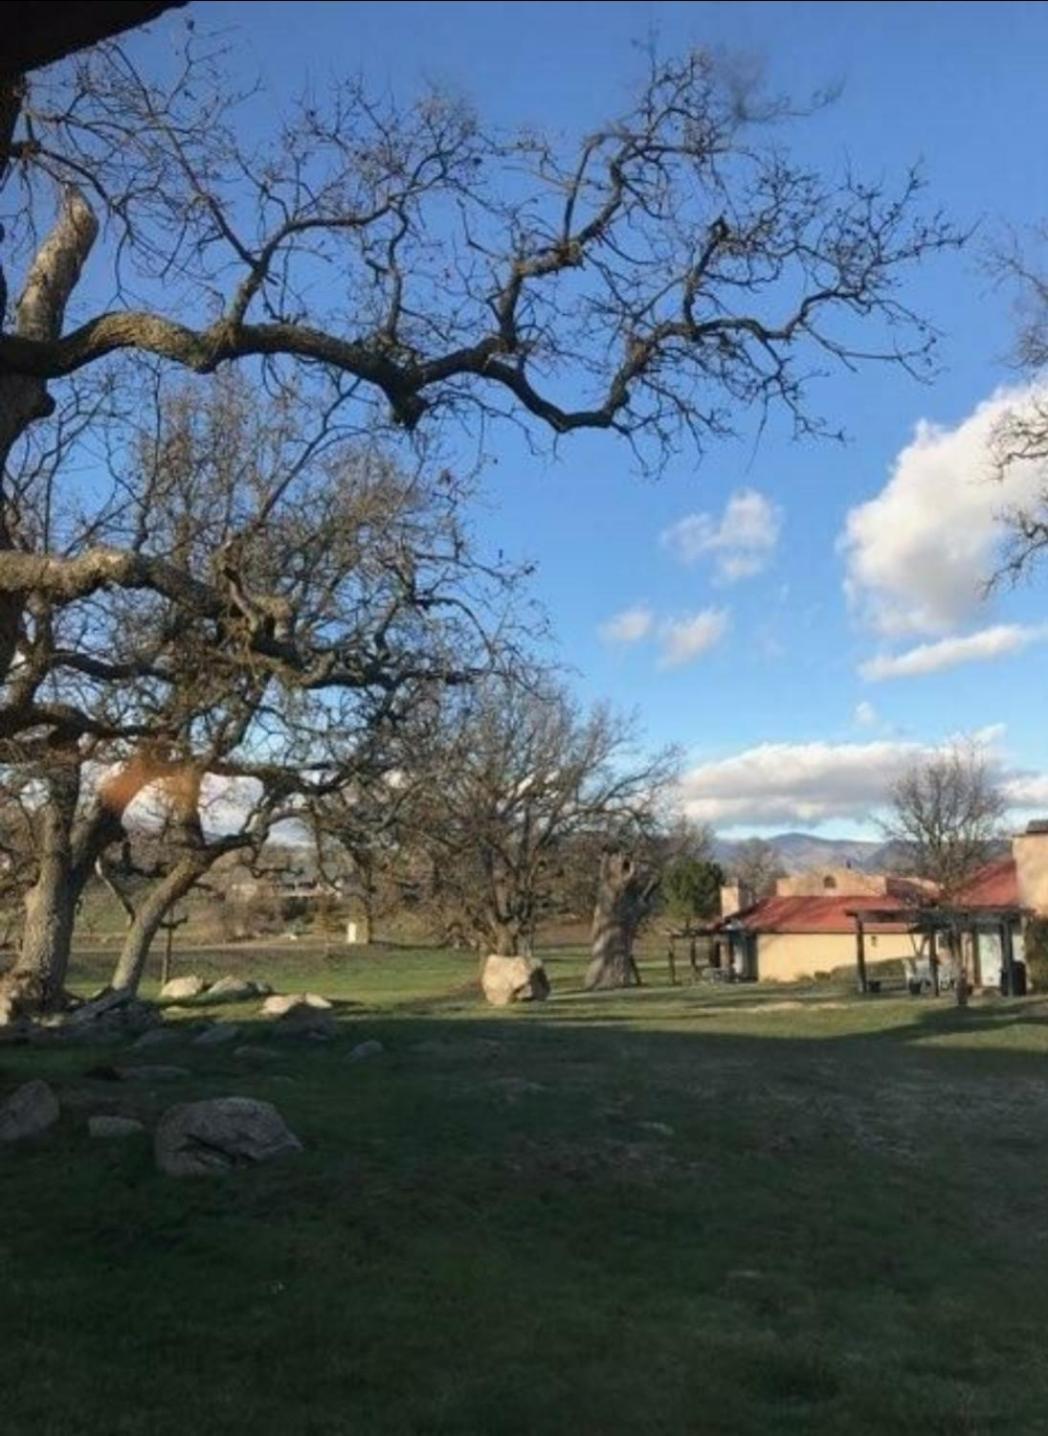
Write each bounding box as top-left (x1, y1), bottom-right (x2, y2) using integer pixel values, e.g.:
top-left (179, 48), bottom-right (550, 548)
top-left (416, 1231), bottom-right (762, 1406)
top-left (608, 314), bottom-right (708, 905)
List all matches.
top-left (712, 827), bottom-right (1048, 986)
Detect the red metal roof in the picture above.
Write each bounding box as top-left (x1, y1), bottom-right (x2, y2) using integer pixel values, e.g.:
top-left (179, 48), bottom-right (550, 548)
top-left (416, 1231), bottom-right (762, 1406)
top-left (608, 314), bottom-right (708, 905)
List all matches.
top-left (730, 895), bottom-right (914, 935)
top-left (954, 856), bottom-right (1020, 907)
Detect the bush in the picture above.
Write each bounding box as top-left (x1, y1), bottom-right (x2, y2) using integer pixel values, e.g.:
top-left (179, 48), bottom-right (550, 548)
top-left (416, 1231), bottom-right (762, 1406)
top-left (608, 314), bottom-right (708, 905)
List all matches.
top-left (1024, 918), bottom-right (1048, 992)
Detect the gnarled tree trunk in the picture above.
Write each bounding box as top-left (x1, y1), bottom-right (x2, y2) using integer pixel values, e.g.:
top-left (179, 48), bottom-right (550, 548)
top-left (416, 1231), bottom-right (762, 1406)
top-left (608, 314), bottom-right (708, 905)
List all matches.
top-left (585, 849), bottom-right (656, 991)
top-left (109, 857), bottom-right (207, 995)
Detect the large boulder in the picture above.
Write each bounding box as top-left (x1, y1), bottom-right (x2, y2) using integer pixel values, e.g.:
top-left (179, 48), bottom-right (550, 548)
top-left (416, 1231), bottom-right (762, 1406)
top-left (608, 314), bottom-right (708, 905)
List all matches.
top-left (159, 975), bottom-right (206, 1002)
top-left (155, 1097), bottom-right (302, 1176)
top-left (261, 992), bottom-right (332, 1017)
top-left (0, 1080), bottom-right (60, 1141)
top-left (480, 955), bottom-right (551, 1008)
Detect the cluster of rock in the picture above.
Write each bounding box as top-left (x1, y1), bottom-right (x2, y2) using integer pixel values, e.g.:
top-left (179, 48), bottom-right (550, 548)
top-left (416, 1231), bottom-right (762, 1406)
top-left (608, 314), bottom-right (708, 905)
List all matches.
top-left (0, 1077), bottom-right (303, 1177)
top-left (158, 974), bottom-right (272, 1003)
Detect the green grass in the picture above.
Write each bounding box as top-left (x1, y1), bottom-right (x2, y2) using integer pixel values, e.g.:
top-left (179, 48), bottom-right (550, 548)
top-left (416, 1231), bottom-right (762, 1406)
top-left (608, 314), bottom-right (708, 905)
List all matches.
top-left (4, 946), bottom-right (1048, 1433)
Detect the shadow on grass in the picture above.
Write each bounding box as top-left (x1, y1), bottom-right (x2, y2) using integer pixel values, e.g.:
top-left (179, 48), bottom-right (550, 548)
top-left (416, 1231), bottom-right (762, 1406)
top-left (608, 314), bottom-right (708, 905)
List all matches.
top-left (5, 983), bottom-right (1048, 1435)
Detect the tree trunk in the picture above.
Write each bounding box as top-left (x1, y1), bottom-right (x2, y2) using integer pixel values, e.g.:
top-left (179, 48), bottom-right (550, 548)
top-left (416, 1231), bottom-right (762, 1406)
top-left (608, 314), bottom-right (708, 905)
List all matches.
top-left (0, 743), bottom-right (83, 1014)
top-left (585, 850), bottom-right (654, 991)
top-left (358, 894), bottom-right (374, 946)
top-left (110, 858), bottom-right (208, 995)
top-left (491, 922), bottom-right (519, 957)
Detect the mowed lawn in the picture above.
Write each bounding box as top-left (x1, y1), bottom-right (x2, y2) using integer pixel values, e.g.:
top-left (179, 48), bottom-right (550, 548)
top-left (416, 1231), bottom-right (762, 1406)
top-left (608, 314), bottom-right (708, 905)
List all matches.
top-left (5, 946), bottom-right (1048, 1434)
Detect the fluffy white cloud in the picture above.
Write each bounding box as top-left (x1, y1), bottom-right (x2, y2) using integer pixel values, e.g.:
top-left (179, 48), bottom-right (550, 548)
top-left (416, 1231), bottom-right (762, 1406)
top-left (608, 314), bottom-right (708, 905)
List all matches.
top-left (678, 738), bottom-right (931, 827)
top-left (860, 624), bottom-right (1048, 681)
top-left (658, 608), bottom-right (729, 668)
top-left (661, 489), bottom-right (781, 582)
top-left (841, 385), bottom-right (1048, 636)
top-left (598, 605), bottom-right (654, 644)
top-left (853, 700), bottom-right (878, 727)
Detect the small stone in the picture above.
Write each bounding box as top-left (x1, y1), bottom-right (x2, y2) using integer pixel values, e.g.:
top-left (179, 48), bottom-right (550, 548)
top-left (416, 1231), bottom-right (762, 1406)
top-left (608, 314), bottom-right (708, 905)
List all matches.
top-left (88, 1115), bottom-right (145, 1139)
top-left (233, 1046), bottom-right (281, 1063)
top-left (192, 1023), bottom-right (241, 1047)
top-left (270, 1009), bottom-right (338, 1041)
top-left (349, 1039), bottom-right (384, 1062)
top-left (132, 1026), bottom-right (180, 1050)
top-left (114, 1065), bottom-right (191, 1083)
top-left (155, 1096), bottom-right (302, 1177)
top-left (0, 1080), bottom-right (60, 1141)
top-left (639, 1121), bottom-right (675, 1138)
top-left (159, 976), bottom-right (207, 1001)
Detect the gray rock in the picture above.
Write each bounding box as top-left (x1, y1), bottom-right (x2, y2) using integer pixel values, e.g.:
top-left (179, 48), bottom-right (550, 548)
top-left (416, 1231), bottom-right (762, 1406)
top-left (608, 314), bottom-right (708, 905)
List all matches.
top-left (480, 955), bottom-right (551, 1007)
top-left (114, 1065), bottom-right (191, 1083)
top-left (270, 1006), bottom-right (338, 1042)
top-left (233, 1046), bottom-right (280, 1063)
top-left (192, 1022), bottom-right (241, 1047)
top-left (88, 1115), bottom-right (145, 1139)
top-left (349, 1039), bottom-right (385, 1062)
top-left (206, 976), bottom-right (259, 1003)
top-left (0, 1080), bottom-right (60, 1141)
top-left (132, 1026), bottom-right (180, 1050)
top-left (155, 1096), bottom-right (303, 1176)
top-left (261, 992), bottom-right (333, 1017)
top-left (159, 975), bottom-right (207, 1001)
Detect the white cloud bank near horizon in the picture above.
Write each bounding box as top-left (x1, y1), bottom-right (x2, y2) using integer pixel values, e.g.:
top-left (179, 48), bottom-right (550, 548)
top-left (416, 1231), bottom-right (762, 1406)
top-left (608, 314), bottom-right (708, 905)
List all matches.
top-left (841, 385), bottom-right (1048, 638)
top-left (679, 730), bottom-right (1048, 831)
top-left (661, 488), bottom-right (781, 583)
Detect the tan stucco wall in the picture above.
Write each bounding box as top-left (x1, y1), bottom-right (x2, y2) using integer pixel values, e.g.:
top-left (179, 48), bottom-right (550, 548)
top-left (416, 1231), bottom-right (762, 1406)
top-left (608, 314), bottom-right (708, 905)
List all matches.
top-left (1013, 835), bottom-right (1048, 914)
top-left (756, 930), bottom-right (916, 982)
top-left (776, 868), bottom-right (886, 898)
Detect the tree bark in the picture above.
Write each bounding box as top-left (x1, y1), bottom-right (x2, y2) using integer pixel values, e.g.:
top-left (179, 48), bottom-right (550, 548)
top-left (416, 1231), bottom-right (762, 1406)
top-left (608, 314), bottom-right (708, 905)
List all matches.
top-left (109, 859), bottom-right (205, 994)
top-left (585, 850), bottom-right (654, 991)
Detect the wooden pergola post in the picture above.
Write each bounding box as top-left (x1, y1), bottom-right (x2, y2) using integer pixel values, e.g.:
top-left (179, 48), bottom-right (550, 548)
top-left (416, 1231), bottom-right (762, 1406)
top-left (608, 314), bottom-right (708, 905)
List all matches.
top-left (1002, 919), bottom-right (1016, 996)
top-left (855, 916), bottom-right (869, 995)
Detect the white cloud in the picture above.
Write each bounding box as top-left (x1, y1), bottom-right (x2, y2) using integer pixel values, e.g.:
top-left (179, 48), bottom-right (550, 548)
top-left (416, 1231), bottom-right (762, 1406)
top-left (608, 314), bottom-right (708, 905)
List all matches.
top-left (661, 489), bottom-right (781, 582)
top-left (860, 623), bottom-right (1048, 681)
top-left (853, 701), bottom-right (878, 727)
top-left (658, 608), bottom-right (729, 669)
top-left (841, 385), bottom-right (1048, 636)
top-left (679, 725), bottom-right (1048, 831)
top-left (599, 605), bottom-right (654, 644)
top-left (679, 738), bottom-right (931, 827)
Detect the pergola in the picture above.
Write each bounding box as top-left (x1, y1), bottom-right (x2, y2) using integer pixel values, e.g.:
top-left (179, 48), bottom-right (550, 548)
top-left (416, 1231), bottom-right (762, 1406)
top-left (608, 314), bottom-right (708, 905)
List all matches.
top-left (846, 904), bottom-right (1030, 996)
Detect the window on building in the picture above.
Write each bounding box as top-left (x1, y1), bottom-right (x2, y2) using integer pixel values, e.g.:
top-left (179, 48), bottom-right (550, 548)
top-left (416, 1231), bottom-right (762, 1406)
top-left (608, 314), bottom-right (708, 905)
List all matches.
top-left (823, 875), bottom-right (837, 891)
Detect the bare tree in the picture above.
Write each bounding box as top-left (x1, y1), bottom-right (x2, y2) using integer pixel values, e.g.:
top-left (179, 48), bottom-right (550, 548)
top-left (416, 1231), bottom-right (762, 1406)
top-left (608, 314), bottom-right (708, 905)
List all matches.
top-left (984, 225), bottom-right (1048, 585)
top-left (0, 375), bottom-right (518, 1014)
top-left (729, 838), bottom-right (786, 900)
top-left (881, 743), bottom-right (1006, 899)
top-left (0, 33), bottom-right (961, 702)
top-left (881, 742), bottom-right (1006, 1005)
top-left (407, 678), bottom-right (674, 959)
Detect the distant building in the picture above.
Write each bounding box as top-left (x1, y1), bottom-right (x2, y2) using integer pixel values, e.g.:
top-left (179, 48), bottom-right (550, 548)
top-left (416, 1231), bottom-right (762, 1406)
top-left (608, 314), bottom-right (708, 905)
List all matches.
top-left (709, 826), bottom-right (1048, 985)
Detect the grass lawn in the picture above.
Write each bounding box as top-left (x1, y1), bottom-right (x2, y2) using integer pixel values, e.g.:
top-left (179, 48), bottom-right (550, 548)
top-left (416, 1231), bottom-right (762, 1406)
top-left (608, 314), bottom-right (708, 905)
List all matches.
top-left (4, 945), bottom-right (1048, 1434)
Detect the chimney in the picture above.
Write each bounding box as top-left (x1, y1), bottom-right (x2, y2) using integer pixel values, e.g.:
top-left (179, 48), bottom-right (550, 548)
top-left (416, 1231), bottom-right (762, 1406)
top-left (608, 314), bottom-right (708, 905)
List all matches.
top-left (1013, 820), bottom-right (1048, 915)
top-left (720, 882), bottom-right (753, 918)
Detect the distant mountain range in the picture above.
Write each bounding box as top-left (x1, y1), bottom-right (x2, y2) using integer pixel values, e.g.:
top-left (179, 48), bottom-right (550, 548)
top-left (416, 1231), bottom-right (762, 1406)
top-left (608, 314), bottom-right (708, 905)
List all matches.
top-left (713, 831), bottom-right (908, 875)
top-left (713, 831), bottom-right (1010, 876)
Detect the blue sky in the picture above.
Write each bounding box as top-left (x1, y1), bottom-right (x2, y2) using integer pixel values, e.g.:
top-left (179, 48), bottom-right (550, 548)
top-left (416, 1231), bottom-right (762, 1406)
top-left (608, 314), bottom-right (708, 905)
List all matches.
top-left (131, 1), bottom-right (1048, 836)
